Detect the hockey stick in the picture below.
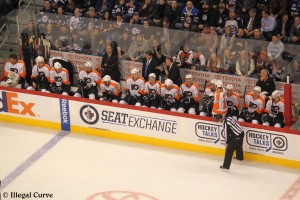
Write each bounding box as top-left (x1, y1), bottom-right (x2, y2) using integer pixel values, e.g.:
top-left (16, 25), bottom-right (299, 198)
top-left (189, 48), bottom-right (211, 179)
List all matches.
top-left (76, 64), bottom-right (84, 98)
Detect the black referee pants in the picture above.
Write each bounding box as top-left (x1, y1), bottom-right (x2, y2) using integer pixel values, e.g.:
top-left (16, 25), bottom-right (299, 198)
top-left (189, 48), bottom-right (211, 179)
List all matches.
top-left (223, 134), bottom-right (244, 169)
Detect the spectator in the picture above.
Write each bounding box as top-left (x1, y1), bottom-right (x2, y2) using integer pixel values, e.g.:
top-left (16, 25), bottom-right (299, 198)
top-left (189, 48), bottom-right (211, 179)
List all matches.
top-left (243, 8), bottom-right (261, 37)
top-left (95, 0), bottom-right (115, 14)
top-left (21, 20), bottom-right (37, 37)
top-left (40, 0), bottom-right (56, 13)
top-left (227, 0), bottom-right (237, 12)
top-left (112, 0), bottom-right (128, 20)
top-left (233, 28), bottom-right (247, 53)
top-left (288, 16), bottom-right (300, 45)
top-left (118, 31), bottom-right (131, 56)
top-left (255, 50), bottom-right (270, 74)
top-left (113, 12), bottom-right (125, 30)
top-left (54, 6), bottom-right (68, 29)
top-left (141, 20), bottom-right (154, 43)
top-left (123, 0), bottom-right (139, 22)
top-left (275, 13), bottom-right (292, 43)
top-left (219, 26), bottom-right (236, 54)
top-left (99, 11), bottom-right (113, 35)
top-left (69, 7), bottom-right (84, 32)
top-left (127, 34), bottom-right (150, 61)
top-left (198, 24), bottom-right (218, 58)
top-left (224, 10), bottom-right (243, 34)
top-left (198, 0), bottom-right (213, 31)
top-left (65, 0), bottom-right (75, 14)
top-left (86, 7), bottom-right (100, 19)
top-left (50, 0), bottom-right (67, 10)
top-left (176, 44), bottom-right (193, 68)
top-left (267, 34), bottom-right (284, 62)
top-left (212, 0), bottom-right (229, 35)
top-left (249, 28), bottom-right (266, 57)
top-left (269, 0), bottom-right (287, 19)
top-left (152, 39), bottom-right (166, 65)
top-left (236, 0), bottom-right (257, 16)
top-left (129, 11), bottom-right (142, 26)
top-left (190, 49), bottom-right (206, 71)
top-left (289, 0), bottom-right (300, 18)
top-left (260, 9), bottom-right (277, 41)
top-left (236, 50), bottom-right (255, 77)
top-left (139, 0), bottom-right (156, 23)
top-left (221, 49), bottom-right (236, 75)
top-left (290, 59), bottom-right (300, 84)
top-left (176, 1), bottom-right (199, 31)
top-left (206, 52), bottom-right (221, 73)
top-left (256, 0), bottom-right (271, 13)
top-left (164, 0), bottom-right (181, 29)
top-left (153, 0), bottom-right (167, 27)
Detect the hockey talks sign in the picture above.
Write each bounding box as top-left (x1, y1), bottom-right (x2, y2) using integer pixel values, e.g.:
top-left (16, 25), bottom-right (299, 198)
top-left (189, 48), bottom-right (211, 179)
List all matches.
top-left (0, 91), bottom-right (36, 116)
top-left (80, 104), bottom-right (177, 134)
top-left (195, 122), bottom-right (221, 144)
top-left (246, 130), bottom-right (288, 153)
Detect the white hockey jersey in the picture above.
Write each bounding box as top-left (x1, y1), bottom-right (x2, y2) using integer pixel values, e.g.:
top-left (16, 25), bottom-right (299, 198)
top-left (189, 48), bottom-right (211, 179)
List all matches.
top-left (264, 98), bottom-right (284, 117)
top-left (145, 81), bottom-right (161, 95)
top-left (100, 80), bottom-right (122, 96)
top-left (79, 70), bottom-right (101, 86)
top-left (125, 76), bottom-right (145, 96)
top-left (161, 84), bottom-right (180, 103)
top-left (245, 92), bottom-right (265, 114)
top-left (180, 82), bottom-right (199, 101)
top-left (4, 60), bottom-right (26, 79)
top-left (225, 92), bottom-right (240, 109)
top-left (31, 64), bottom-right (51, 82)
top-left (50, 68), bottom-right (70, 86)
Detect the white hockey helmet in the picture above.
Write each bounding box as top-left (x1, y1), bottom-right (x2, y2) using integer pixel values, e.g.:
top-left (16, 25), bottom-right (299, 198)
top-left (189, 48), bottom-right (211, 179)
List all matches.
top-left (226, 84), bottom-right (233, 90)
top-left (103, 75), bottom-right (111, 82)
top-left (253, 86), bottom-right (261, 93)
top-left (216, 80), bottom-right (223, 88)
top-left (272, 90), bottom-right (281, 98)
top-left (131, 68), bottom-right (139, 75)
top-left (54, 62), bottom-right (62, 70)
top-left (185, 74), bottom-right (193, 79)
top-left (148, 73), bottom-right (156, 78)
top-left (165, 79), bottom-right (173, 87)
top-left (210, 79), bottom-right (217, 85)
top-left (35, 56), bottom-right (44, 63)
top-left (85, 61), bottom-right (93, 68)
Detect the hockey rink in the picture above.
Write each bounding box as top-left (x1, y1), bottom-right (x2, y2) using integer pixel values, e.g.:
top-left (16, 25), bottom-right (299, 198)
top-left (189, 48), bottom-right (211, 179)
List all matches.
top-left (0, 121), bottom-right (300, 200)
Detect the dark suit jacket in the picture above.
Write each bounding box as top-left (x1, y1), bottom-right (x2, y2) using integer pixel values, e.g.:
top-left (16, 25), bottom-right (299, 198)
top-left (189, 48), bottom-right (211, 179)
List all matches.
top-left (163, 62), bottom-right (182, 86)
top-left (243, 14), bottom-right (261, 30)
top-left (275, 19), bottom-right (292, 36)
top-left (101, 53), bottom-right (120, 82)
top-left (142, 58), bottom-right (160, 81)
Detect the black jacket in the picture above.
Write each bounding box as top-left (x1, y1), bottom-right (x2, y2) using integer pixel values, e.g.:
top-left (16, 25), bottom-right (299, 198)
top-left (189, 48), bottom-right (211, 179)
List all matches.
top-left (256, 77), bottom-right (276, 97)
top-left (142, 58), bottom-right (160, 81)
top-left (101, 53), bottom-right (120, 82)
top-left (162, 62), bottom-right (182, 86)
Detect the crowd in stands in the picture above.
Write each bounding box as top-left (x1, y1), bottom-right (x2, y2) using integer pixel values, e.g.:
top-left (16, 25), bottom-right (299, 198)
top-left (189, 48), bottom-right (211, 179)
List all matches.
top-left (16, 0), bottom-right (300, 85)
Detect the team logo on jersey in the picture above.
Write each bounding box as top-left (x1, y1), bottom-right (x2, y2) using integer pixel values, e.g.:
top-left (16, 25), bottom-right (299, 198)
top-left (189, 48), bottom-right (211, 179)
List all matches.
top-left (195, 122), bottom-right (221, 144)
top-left (184, 91), bottom-right (192, 97)
top-left (42, 15), bottom-right (49, 23)
top-left (185, 16), bottom-right (192, 23)
top-left (128, 7), bottom-right (134, 14)
top-left (202, 14), bottom-right (208, 21)
top-left (246, 130), bottom-right (288, 153)
top-left (249, 102), bottom-right (257, 109)
top-left (80, 105), bottom-right (99, 125)
top-left (164, 94), bottom-right (173, 100)
top-left (55, 76), bottom-right (62, 82)
top-left (84, 77), bottom-right (92, 83)
top-left (149, 89), bottom-right (156, 94)
top-left (131, 27), bottom-right (141, 35)
top-left (131, 84), bottom-right (139, 91)
top-left (39, 72), bottom-right (45, 77)
top-left (10, 68), bottom-right (18, 74)
top-left (116, 8), bottom-right (121, 13)
top-left (227, 101), bottom-right (233, 107)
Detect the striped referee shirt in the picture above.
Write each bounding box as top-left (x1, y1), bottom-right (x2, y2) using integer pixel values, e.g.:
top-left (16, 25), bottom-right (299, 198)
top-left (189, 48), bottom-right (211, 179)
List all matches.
top-left (223, 116), bottom-right (244, 140)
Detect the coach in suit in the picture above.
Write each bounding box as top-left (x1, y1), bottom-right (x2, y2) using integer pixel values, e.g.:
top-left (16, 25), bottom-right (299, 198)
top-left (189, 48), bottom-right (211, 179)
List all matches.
top-left (142, 51), bottom-right (160, 81)
top-left (101, 45), bottom-right (120, 82)
top-left (243, 8), bottom-right (261, 37)
top-left (157, 56), bottom-right (182, 86)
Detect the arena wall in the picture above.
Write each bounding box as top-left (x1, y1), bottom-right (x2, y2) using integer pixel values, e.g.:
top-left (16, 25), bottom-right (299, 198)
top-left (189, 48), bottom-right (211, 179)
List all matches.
top-left (0, 86), bottom-right (299, 168)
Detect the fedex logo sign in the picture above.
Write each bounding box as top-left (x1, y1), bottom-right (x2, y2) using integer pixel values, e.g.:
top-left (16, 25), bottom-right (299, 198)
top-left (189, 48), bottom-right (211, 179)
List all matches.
top-left (0, 91), bottom-right (36, 116)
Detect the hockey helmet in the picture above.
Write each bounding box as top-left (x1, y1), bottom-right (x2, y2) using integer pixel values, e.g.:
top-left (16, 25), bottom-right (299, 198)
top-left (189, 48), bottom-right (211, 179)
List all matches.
top-left (226, 84), bottom-right (233, 90)
top-left (131, 68), bottom-right (139, 75)
top-left (148, 73), bottom-right (156, 78)
top-left (54, 62), bottom-right (62, 70)
top-left (103, 75), bottom-right (111, 82)
top-left (185, 74), bottom-right (193, 79)
top-left (216, 80), bottom-right (223, 88)
top-left (36, 56), bottom-right (44, 63)
top-left (165, 79), bottom-right (173, 87)
top-left (253, 86), bottom-right (261, 93)
top-left (85, 61), bottom-right (93, 68)
top-left (210, 79), bottom-right (217, 85)
top-left (272, 90), bottom-right (281, 99)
